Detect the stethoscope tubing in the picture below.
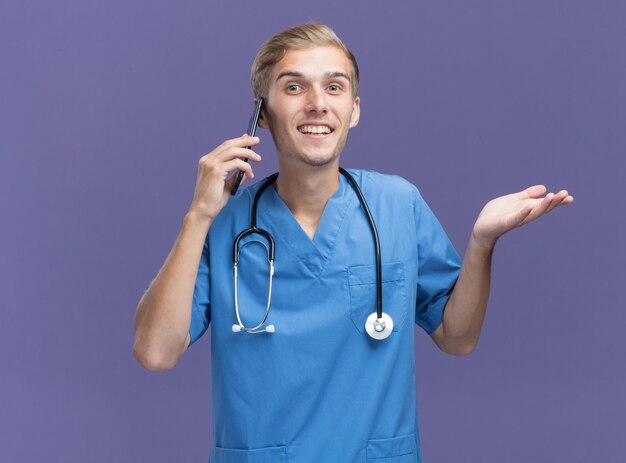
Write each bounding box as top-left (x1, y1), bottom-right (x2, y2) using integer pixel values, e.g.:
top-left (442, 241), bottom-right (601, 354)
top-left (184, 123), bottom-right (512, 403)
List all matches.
top-left (338, 167), bottom-right (383, 320)
top-left (232, 168), bottom-right (384, 333)
top-left (233, 240), bottom-right (275, 333)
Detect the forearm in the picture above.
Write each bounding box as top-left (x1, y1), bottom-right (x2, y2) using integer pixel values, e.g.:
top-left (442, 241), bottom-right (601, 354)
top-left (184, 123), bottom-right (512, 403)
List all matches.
top-left (133, 210), bottom-right (212, 371)
top-left (435, 183), bottom-right (573, 354)
top-left (440, 232), bottom-right (495, 353)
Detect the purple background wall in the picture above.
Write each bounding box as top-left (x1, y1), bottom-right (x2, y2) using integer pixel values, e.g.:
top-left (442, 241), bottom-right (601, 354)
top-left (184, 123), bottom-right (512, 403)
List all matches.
top-left (2, 1), bottom-right (624, 462)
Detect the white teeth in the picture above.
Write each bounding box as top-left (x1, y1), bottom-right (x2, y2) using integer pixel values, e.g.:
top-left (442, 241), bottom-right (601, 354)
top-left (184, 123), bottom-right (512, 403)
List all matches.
top-left (298, 125), bottom-right (331, 134)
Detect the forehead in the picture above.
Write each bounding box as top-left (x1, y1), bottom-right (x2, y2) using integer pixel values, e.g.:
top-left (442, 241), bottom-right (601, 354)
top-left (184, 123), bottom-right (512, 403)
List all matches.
top-left (270, 45), bottom-right (352, 80)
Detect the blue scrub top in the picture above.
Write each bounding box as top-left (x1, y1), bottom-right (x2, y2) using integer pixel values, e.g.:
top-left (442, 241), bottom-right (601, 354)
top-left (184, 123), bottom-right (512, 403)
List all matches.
top-left (189, 169), bottom-right (461, 463)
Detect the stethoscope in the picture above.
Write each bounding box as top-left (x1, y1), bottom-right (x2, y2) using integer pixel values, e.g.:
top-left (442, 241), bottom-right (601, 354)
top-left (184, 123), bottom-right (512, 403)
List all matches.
top-left (231, 167), bottom-right (394, 340)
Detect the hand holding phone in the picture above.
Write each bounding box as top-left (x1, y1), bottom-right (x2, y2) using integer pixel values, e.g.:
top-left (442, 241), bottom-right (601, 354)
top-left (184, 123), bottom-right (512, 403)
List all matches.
top-left (231, 97), bottom-right (264, 195)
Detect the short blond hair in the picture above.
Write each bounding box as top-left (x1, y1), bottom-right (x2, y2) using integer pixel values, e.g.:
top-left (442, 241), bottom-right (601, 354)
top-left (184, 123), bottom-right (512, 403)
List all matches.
top-left (250, 22), bottom-right (360, 101)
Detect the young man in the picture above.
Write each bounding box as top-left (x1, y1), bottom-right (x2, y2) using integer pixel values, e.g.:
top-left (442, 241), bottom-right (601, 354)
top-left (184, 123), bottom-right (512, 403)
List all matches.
top-left (133, 23), bottom-right (573, 462)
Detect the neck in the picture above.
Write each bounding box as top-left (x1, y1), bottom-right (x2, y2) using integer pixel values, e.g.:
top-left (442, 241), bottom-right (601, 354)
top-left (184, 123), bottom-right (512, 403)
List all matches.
top-left (274, 161), bottom-right (340, 220)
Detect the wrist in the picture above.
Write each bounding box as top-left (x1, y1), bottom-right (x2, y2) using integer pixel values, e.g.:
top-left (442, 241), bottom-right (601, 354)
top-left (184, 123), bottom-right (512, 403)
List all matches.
top-left (470, 230), bottom-right (497, 253)
top-left (184, 209), bottom-right (213, 230)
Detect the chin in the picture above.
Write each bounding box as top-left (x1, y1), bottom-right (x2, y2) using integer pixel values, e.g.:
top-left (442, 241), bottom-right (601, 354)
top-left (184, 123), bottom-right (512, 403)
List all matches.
top-left (296, 151), bottom-right (341, 167)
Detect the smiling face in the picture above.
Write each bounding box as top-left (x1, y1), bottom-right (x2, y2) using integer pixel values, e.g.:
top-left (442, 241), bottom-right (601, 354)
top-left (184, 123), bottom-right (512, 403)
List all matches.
top-left (259, 46), bottom-right (360, 168)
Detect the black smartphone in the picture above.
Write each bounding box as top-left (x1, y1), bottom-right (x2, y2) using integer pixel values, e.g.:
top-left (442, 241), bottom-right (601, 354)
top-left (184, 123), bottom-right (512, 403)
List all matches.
top-left (230, 97), bottom-right (264, 195)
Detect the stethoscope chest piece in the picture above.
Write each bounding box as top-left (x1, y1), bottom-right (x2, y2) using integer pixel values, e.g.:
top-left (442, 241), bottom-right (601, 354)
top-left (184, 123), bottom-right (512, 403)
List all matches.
top-left (365, 312), bottom-right (394, 340)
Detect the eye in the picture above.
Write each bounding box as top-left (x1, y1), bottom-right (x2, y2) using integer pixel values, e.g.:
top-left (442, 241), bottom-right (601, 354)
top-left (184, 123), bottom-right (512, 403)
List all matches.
top-left (286, 84), bottom-right (302, 93)
top-left (327, 84), bottom-right (342, 93)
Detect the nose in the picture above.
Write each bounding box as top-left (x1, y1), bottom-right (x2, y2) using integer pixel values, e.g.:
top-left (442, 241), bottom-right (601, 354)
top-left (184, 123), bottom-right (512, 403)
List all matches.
top-left (305, 85), bottom-right (327, 114)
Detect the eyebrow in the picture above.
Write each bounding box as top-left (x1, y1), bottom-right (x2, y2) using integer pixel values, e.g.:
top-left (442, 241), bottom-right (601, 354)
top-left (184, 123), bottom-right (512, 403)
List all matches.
top-left (275, 71), bottom-right (351, 82)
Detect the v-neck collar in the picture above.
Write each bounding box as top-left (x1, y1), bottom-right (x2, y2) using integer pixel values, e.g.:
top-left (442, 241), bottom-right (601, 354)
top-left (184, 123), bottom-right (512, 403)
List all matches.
top-left (261, 172), bottom-right (354, 278)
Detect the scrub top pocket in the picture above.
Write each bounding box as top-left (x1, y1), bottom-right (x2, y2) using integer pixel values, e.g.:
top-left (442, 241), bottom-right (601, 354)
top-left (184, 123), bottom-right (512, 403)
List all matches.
top-left (347, 261), bottom-right (408, 334)
top-left (212, 444), bottom-right (289, 463)
top-left (366, 433), bottom-right (416, 462)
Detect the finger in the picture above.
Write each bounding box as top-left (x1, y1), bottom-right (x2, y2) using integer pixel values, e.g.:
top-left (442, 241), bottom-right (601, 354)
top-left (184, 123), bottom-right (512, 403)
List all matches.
top-left (513, 202), bottom-right (534, 225)
top-left (516, 185), bottom-right (547, 200)
top-left (223, 158), bottom-right (255, 180)
top-left (525, 192), bottom-right (555, 222)
top-left (552, 194), bottom-right (574, 209)
top-left (219, 134), bottom-right (261, 151)
top-left (548, 190), bottom-right (576, 212)
top-left (213, 146), bottom-right (262, 163)
top-left (545, 190), bottom-right (568, 213)
top-left (207, 135), bottom-right (260, 159)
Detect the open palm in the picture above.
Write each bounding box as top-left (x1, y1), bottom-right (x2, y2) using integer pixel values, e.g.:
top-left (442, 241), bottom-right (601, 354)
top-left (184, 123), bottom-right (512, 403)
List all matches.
top-left (472, 185), bottom-right (574, 247)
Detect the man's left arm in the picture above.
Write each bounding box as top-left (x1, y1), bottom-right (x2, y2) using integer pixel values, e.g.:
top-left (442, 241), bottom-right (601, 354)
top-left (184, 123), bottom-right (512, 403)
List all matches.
top-left (430, 185), bottom-right (574, 355)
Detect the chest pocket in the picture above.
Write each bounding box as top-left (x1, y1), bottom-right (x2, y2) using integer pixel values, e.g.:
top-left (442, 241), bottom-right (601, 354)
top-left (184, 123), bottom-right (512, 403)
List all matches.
top-left (366, 434), bottom-right (416, 462)
top-left (347, 261), bottom-right (408, 334)
top-left (213, 445), bottom-right (288, 462)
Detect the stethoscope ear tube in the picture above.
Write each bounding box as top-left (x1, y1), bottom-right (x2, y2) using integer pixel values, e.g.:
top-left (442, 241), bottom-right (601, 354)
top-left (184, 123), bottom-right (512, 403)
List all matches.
top-left (232, 239), bottom-right (275, 334)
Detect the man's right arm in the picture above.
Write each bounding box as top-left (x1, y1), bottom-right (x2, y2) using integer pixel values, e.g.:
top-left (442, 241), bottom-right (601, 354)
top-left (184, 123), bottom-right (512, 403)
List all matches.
top-left (132, 211), bottom-right (211, 371)
top-left (132, 134), bottom-right (262, 372)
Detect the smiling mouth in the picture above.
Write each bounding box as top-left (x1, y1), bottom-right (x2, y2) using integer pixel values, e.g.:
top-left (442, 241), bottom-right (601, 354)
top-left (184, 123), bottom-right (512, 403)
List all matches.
top-left (297, 125), bottom-right (333, 135)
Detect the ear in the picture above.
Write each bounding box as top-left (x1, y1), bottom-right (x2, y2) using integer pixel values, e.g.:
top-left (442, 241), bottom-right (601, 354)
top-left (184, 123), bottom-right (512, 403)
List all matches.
top-left (256, 99), bottom-right (270, 129)
top-left (349, 96), bottom-right (360, 128)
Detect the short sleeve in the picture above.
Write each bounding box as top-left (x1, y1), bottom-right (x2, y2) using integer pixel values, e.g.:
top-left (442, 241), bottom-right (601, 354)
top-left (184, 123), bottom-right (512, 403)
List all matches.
top-left (188, 239), bottom-right (211, 347)
top-left (412, 187), bottom-right (462, 334)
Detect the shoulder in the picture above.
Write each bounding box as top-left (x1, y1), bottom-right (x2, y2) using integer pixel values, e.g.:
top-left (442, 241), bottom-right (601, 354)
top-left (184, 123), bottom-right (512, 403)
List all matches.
top-left (343, 168), bottom-right (420, 202)
top-left (226, 175), bottom-right (275, 210)
top-left (211, 176), bottom-right (272, 229)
